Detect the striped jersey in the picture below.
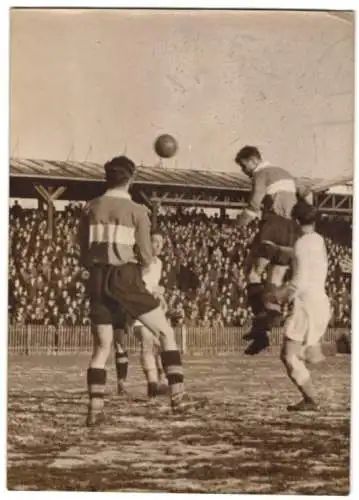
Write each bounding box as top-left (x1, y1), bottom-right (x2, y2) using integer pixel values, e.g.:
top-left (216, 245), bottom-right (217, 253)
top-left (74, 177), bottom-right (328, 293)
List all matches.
top-left (246, 162), bottom-right (297, 219)
top-left (78, 189), bottom-right (153, 268)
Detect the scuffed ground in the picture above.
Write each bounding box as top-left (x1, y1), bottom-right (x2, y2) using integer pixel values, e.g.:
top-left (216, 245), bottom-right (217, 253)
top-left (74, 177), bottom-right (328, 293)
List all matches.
top-left (7, 353), bottom-right (350, 494)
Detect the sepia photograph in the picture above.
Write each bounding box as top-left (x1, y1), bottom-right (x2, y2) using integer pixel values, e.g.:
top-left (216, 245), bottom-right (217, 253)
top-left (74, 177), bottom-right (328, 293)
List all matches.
top-left (6, 5), bottom-right (354, 494)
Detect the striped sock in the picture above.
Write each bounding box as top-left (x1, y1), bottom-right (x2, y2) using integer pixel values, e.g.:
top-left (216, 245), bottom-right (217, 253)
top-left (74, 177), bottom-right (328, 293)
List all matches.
top-left (161, 350), bottom-right (184, 403)
top-left (147, 382), bottom-right (158, 398)
top-left (87, 368), bottom-right (106, 414)
top-left (115, 351), bottom-right (128, 385)
top-left (156, 353), bottom-right (166, 383)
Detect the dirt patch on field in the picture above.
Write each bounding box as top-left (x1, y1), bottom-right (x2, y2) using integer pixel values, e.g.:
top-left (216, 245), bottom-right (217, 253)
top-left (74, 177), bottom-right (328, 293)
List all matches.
top-left (7, 353), bottom-right (351, 493)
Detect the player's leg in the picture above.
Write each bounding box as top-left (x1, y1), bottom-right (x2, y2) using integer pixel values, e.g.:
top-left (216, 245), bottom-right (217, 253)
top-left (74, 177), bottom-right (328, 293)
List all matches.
top-left (280, 338), bottom-right (318, 411)
top-left (113, 326), bottom-right (129, 395)
top-left (244, 254), bottom-right (271, 354)
top-left (154, 339), bottom-right (168, 390)
top-left (105, 263), bottom-right (203, 413)
top-left (261, 263), bottom-right (288, 327)
top-left (245, 216), bottom-right (296, 355)
top-left (304, 296), bottom-right (331, 366)
top-left (137, 306), bottom-right (186, 410)
top-left (86, 266), bottom-right (114, 426)
top-left (87, 323), bottom-right (113, 426)
top-left (263, 215), bottom-right (299, 328)
top-left (267, 263), bottom-right (289, 287)
top-left (134, 324), bottom-right (160, 398)
top-left (280, 304), bottom-right (318, 411)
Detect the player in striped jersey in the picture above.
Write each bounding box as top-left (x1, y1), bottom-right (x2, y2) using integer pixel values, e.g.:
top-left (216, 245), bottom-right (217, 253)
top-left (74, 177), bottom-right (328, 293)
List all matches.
top-left (235, 146), bottom-right (301, 355)
top-left (78, 155), bottom-right (202, 427)
top-left (114, 230), bottom-right (168, 399)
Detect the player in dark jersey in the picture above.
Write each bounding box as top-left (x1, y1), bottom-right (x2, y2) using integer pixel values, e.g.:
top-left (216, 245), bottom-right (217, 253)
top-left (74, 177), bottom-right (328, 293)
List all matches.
top-left (235, 146), bottom-right (300, 355)
top-left (78, 155), bottom-right (203, 427)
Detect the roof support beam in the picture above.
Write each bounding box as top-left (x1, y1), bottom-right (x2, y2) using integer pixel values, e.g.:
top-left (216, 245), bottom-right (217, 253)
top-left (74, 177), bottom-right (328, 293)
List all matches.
top-left (34, 185), bottom-right (66, 203)
top-left (150, 196), bottom-right (246, 209)
top-left (34, 184), bottom-right (66, 238)
top-left (139, 190), bottom-right (153, 208)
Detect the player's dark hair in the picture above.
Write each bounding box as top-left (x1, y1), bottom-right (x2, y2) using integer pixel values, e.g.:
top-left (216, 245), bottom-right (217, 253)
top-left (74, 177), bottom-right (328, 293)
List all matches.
top-left (151, 228), bottom-right (165, 238)
top-left (292, 199), bottom-right (318, 226)
top-left (235, 146), bottom-right (262, 165)
top-left (104, 155), bottom-right (136, 188)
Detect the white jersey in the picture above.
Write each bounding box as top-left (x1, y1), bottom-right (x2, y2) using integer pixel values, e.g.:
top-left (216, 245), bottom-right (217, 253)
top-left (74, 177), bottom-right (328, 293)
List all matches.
top-left (142, 257), bottom-right (162, 293)
top-left (292, 232), bottom-right (328, 299)
top-left (134, 257), bottom-right (163, 329)
top-left (285, 231), bottom-right (331, 346)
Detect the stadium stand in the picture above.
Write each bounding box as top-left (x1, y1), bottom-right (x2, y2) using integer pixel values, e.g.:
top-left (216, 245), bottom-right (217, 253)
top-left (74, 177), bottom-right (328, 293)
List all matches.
top-left (8, 203), bottom-right (352, 328)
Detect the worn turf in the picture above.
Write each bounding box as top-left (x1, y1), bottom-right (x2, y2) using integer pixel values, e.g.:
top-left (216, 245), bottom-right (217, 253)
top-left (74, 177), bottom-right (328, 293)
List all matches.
top-left (7, 352), bottom-right (350, 494)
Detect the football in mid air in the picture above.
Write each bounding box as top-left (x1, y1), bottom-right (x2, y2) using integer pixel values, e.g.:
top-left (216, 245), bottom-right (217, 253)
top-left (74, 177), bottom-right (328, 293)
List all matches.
top-left (154, 134), bottom-right (178, 158)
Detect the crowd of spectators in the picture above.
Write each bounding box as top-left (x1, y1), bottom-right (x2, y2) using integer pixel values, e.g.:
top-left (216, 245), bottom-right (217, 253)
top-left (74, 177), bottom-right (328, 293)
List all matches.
top-left (8, 202), bottom-right (352, 329)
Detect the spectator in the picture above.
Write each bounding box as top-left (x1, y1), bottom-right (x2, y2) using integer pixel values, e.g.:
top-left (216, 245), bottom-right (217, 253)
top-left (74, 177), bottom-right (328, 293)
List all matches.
top-left (8, 205), bottom-right (352, 328)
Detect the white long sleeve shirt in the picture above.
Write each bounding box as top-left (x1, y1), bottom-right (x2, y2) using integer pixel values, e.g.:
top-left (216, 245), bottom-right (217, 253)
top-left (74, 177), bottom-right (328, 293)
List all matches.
top-left (291, 232), bottom-right (328, 299)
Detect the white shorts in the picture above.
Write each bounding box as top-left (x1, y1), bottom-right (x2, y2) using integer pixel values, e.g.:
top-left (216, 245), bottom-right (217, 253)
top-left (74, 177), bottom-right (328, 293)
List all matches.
top-left (284, 293), bottom-right (331, 346)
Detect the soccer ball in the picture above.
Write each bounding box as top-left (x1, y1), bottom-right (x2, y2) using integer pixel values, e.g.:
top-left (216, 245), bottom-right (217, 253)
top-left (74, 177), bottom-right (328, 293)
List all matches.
top-left (154, 134), bottom-right (178, 158)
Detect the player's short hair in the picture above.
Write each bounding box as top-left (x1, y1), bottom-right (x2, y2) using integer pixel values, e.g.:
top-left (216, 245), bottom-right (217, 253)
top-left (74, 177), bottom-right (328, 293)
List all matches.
top-left (292, 199), bottom-right (318, 225)
top-left (104, 155), bottom-right (136, 188)
top-left (151, 228), bottom-right (165, 239)
top-left (235, 146), bottom-right (262, 165)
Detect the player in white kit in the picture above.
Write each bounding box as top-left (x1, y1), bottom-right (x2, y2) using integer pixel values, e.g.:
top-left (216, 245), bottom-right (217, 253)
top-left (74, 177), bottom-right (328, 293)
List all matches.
top-left (275, 200), bottom-right (331, 411)
top-left (114, 231), bottom-right (168, 399)
top-left (133, 231), bottom-right (168, 398)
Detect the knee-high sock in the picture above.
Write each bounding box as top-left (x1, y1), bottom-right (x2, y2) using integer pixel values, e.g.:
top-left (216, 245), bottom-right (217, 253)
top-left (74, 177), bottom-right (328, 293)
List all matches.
top-left (87, 367), bottom-right (106, 413)
top-left (160, 350), bottom-right (184, 402)
top-left (115, 351), bottom-right (128, 383)
top-left (140, 343), bottom-right (159, 385)
top-left (155, 351), bottom-right (166, 382)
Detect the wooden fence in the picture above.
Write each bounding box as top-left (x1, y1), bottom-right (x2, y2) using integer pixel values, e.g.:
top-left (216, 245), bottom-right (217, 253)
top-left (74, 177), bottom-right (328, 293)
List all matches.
top-left (8, 324), bottom-right (350, 356)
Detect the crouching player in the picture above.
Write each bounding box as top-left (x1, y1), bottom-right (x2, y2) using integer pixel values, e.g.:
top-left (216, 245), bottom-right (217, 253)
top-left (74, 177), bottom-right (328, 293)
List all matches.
top-left (113, 230), bottom-right (168, 399)
top-left (275, 200), bottom-right (331, 411)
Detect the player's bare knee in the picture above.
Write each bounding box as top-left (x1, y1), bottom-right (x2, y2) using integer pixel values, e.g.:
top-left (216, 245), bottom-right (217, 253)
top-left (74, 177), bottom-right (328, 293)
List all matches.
top-left (248, 267), bottom-right (262, 284)
top-left (141, 333), bottom-right (154, 353)
top-left (281, 351), bottom-right (295, 370)
top-left (139, 307), bottom-right (173, 338)
top-left (269, 265), bottom-right (288, 287)
top-left (92, 324), bottom-right (113, 350)
top-left (280, 343), bottom-right (298, 370)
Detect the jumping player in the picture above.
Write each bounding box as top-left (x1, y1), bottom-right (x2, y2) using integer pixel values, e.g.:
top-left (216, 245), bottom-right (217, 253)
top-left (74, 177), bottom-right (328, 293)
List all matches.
top-left (234, 146), bottom-right (300, 355)
top-left (275, 200), bottom-right (331, 411)
top-left (113, 230), bottom-right (168, 399)
top-left (78, 155), bottom-right (199, 427)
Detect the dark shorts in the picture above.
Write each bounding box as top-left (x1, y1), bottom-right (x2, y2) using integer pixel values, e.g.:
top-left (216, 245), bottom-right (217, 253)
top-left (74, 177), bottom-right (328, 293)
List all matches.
top-left (251, 213), bottom-right (300, 266)
top-left (88, 263), bottom-right (160, 327)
